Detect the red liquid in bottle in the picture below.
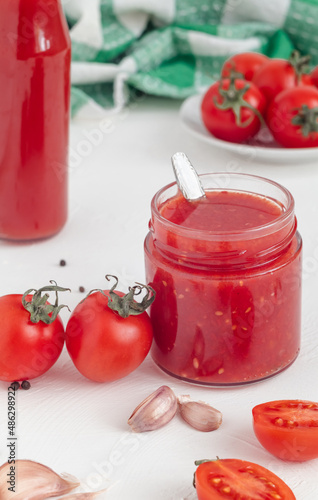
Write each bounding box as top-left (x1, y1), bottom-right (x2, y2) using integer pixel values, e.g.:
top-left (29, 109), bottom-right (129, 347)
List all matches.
top-left (0, 0), bottom-right (71, 240)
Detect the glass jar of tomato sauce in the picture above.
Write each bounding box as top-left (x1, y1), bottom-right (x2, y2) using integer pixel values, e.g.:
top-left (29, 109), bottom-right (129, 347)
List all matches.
top-left (144, 173), bottom-right (302, 386)
top-left (0, 0), bottom-right (71, 240)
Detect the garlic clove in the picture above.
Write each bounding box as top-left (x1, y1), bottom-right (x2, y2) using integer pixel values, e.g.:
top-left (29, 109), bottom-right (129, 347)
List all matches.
top-left (0, 460), bottom-right (80, 500)
top-left (178, 395), bottom-right (222, 432)
top-left (128, 385), bottom-right (177, 432)
top-left (61, 491), bottom-right (107, 499)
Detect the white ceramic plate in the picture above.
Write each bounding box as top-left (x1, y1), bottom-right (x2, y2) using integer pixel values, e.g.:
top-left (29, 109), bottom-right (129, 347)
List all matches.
top-left (180, 94), bottom-right (318, 164)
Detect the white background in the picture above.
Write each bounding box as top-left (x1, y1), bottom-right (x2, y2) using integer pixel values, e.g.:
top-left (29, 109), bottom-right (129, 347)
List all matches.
top-left (0, 96), bottom-right (318, 498)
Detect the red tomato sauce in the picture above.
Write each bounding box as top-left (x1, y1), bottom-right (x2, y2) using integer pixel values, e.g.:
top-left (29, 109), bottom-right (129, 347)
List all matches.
top-left (160, 190), bottom-right (282, 231)
top-left (0, 0), bottom-right (71, 240)
top-left (145, 182), bottom-right (302, 385)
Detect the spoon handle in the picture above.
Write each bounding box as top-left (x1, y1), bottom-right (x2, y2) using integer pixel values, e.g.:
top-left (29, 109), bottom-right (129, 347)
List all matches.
top-left (171, 152), bottom-right (206, 201)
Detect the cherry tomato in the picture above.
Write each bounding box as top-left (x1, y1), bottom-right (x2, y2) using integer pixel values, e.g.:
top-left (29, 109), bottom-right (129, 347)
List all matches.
top-left (201, 78), bottom-right (266, 143)
top-left (195, 458), bottom-right (296, 499)
top-left (311, 65), bottom-right (318, 87)
top-left (252, 54), bottom-right (313, 105)
top-left (266, 86), bottom-right (318, 148)
top-left (253, 400), bottom-right (318, 462)
top-left (221, 52), bottom-right (268, 81)
top-left (0, 283), bottom-right (68, 382)
top-left (65, 276), bottom-right (154, 382)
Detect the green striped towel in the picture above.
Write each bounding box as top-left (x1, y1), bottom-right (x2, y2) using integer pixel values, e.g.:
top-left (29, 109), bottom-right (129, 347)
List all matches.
top-left (63, 0), bottom-right (318, 115)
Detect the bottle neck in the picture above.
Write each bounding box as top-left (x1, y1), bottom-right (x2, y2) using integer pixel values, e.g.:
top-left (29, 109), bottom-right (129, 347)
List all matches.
top-left (0, 0), bottom-right (69, 57)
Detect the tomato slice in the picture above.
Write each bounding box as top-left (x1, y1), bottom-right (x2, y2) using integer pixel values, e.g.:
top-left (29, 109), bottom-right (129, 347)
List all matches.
top-left (253, 400), bottom-right (318, 462)
top-left (195, 458), bottom-right (295, 499)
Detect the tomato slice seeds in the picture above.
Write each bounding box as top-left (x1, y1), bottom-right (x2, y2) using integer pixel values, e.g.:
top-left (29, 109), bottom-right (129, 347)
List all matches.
top-left (253, 400), bottom-right (318, 461)
top-left (195, 458), bottom-right (296, 499)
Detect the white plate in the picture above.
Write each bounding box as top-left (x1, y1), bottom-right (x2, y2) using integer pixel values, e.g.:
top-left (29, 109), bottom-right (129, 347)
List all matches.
top-left (180, 94), bottom-right (318, 164)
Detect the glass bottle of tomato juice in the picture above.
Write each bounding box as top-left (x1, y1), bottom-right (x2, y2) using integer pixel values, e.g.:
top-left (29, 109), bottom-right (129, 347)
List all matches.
top-left (0, 0), bottom-right (71, 240)
top-left (144, 173), bottom-right (302, 386)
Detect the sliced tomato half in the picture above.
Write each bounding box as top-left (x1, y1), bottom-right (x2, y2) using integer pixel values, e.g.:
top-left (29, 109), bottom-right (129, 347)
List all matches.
top-left (195, 458), bottom-right (295, 499)
top-left (253, 399), bottom-right (318, 462)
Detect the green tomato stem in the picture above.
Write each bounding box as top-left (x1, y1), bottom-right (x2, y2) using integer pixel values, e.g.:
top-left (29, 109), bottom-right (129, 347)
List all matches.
top-left (214, 72), bottom-right (264, 128)
top-left (22, 281), bottom-right (71, 324)
top-left (83, 275), bottom-right (156, 319)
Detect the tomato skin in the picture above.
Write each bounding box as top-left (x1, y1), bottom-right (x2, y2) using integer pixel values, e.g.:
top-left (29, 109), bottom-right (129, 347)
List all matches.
top-left (221, 52), bottom-right (269, 81)
top-left (253, 400), bottom-right (318, 462)
top-left (195, 458), bottom-right (296, 499)
top-left (311, 66), bottom-right (318, 87)
top-left (252, 58), bottom-right (313, 105)
top-left (65, 291), bottom-right (153, 382)
top-left (266, 86), bottom-right (318, 148)
top-left (0, 294), bottom-right (65, 382)
top-left (201, 79), bottom-right (266, 143)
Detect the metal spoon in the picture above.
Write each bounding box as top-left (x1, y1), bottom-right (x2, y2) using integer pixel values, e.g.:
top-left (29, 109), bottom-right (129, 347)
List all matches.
top-left (171, 152), bottom-right (206, 201)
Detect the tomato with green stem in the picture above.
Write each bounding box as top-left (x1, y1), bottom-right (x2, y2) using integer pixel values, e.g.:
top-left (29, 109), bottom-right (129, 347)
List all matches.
top-left (194, 458), bottom-right (296, 499)
top-left (266, 85), bottom-right (318, 148)
top-left (252, 50), bottom-right (313, 105)
top-left (201, 75), bottom-right (266, 143)
top-left (0, 282), bottom-right (69, 382)
top-left (65, 275), bottom-right (155, 383)
top-left (253, 400), bottom-right (318, 462)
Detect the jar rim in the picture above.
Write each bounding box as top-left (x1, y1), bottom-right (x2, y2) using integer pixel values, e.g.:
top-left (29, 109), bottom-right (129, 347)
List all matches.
top-left (151, 172), bottom-right (295, 241)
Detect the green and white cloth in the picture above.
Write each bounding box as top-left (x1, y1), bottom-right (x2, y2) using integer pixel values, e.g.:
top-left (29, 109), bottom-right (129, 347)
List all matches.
top-left (62, 0), bottom-right (318, 115)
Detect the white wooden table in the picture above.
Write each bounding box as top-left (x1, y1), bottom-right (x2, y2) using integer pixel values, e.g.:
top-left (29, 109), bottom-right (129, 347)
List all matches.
top-left (0, 96), bottom-right (317, 499)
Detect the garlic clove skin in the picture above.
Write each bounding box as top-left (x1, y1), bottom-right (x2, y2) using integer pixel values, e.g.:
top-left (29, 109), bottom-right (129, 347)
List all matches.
top-left (178, 395), bottom-right (222, 432)
top-left (128, 385), bottom-right (178, 432)
top-left (0, 460), bottom-right (80, 500)
top-left (61, 490), bottom-right (107, 499)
